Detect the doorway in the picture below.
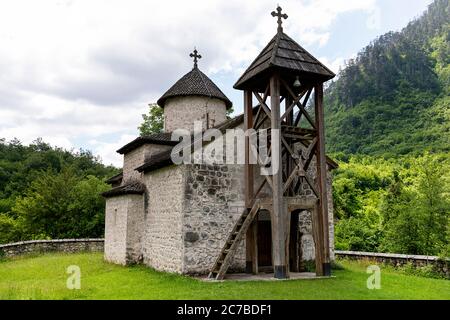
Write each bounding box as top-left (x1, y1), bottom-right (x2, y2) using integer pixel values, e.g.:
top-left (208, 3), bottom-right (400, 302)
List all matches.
top-left (289, 210), bottom-right (301, 272)
top-left (257, 210), bottom-right (272, 268)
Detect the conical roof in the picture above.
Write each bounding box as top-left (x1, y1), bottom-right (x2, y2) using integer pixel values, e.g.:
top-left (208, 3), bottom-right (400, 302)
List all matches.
top-left (157, 66), bottom-right (232, 109)
top-left (234, 32), bottom-right (335, 90)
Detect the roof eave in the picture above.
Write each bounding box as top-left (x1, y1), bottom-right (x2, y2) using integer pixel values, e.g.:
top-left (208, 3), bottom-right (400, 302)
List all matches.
top-left (157, 94), bottom-right (233, 110)
top-left (116, 137), bottom-right (178, 155)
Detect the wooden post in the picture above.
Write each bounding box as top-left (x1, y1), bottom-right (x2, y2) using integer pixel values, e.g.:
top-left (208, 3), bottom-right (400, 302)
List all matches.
top-left (285, 96), bottom-right (293, 197)
top-left (312, 204), bottom-right (324, 275)
top-left (252, 219), bottom-right (258, 273)
top-left (270, 74), bottom-right (287, 279)
top-left (314, 83), bottom-right (331, 276)
top-left (244, 90), bottom-right (256, 274)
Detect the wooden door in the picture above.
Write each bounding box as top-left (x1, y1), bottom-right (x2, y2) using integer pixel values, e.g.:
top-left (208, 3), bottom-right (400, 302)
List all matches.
top-left (257, 220), bottom-right (272, 267)
top-left (289, 211), bottom-right (300, 272)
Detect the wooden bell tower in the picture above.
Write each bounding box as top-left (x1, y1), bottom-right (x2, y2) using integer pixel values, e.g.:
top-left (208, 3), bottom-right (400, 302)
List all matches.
top-left (234, 6), bottom-right (335, 278)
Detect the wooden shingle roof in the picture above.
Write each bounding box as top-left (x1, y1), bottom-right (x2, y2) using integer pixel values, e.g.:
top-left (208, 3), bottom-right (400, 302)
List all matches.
top-left (101, 181), bottom-right (145, 198)
top-left (157, 67), bottom-right (232, 109)
top-left (234, 32), bottom-right (335, 90)
top-left (116, 132), bottom-right (178, 155)
top-left (105, 172), bottom-right (123, 185)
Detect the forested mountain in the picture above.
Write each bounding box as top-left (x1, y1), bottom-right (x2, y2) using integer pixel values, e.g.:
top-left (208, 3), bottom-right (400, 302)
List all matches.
top-left (325, 0), bottom-right (449, 156)
top-left (326, 0), bottom-right (449, 257)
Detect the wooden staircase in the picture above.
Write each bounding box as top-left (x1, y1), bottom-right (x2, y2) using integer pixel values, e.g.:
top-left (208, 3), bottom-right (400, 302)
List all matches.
top-left (208, 200), bottom-right (261, 280)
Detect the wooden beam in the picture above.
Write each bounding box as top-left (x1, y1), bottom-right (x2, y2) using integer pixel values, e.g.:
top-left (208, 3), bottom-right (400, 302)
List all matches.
top-left (312, 204), bottom-right (324, 275)
top-left (303, 137), bottom-right (318, 171)
top-left (294, 89), bottom-right (312, 126)
top-left (254, 178), bottom-right (267, 200)
top-left (244, 90), bottom-right (254, 207)
top-left (252, 220), bottom-right (258, 274)
top-left (280, 79), bottom-right (316, 129)
top-left (255, 114), bottom-right (268, 130)
top-left (244, 90), bottom-right (255, 274)
top-left (253, 91), bottom-right (272, 119)
top-left (252, 105), bottom-right (262, 128)
top-left (281, 89), bottom-right (307, 122)
top-left (270, 73), bottom-right (288, 279)
top-left (314, 83), bottom-right (331, 276)
top-left (283, 167), bottom-right (298, 194)
top-left (285, 95), bottom-right (294, 197)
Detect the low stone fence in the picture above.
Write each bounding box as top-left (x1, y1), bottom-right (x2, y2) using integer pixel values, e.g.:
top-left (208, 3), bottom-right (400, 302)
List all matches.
top-left (335, 250), bottom-right (449, 277)
top-left (0, 239), bottom-right (104, 258)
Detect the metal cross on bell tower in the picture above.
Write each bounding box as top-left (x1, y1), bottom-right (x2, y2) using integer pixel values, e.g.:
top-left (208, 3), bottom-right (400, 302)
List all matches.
top-left (271, 5), bottom-right (288, 33)
top-left (190, 48), bottom-right (202, 69)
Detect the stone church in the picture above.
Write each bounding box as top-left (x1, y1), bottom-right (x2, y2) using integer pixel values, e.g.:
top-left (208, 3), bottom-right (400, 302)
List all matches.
top-left (103, 7), bottom-right (337, 279)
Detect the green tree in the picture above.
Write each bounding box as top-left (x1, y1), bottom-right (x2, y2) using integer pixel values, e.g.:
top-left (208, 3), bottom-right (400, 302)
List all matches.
top-left (0, 214), bottom-right (21, 244)
top-left (12, 169), bottom-right (109, 240)
top-left (138, 103), bottom-right (164, 136)
top-left (413, 154), bottom-right (450, 255)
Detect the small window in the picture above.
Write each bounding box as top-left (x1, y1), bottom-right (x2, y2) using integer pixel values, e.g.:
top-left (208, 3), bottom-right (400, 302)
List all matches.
top-left (113, 208), bottom-right (118, 226)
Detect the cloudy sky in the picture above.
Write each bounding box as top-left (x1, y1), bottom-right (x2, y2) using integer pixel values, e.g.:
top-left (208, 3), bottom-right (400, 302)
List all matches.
top-left (0, 0), bottom-right (433, 167)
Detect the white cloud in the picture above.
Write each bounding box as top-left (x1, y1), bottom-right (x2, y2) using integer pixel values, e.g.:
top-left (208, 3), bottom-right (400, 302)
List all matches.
top-left (0, 0), bottom-right (381, 166)
top-left (319, 56), bottom-right (349, 75)
top-left (88, 134), bottom-right (136, 167)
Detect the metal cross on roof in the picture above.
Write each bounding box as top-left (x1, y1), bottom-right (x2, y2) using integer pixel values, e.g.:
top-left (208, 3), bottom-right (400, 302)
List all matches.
top-left (190, 48), bottom-right (202, 69)
top-left (271, 6), bottom-right (288, 33)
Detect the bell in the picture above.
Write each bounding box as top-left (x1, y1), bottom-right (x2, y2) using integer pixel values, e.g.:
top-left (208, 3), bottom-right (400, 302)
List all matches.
top-left (293, 76), bottom-right (301, 88)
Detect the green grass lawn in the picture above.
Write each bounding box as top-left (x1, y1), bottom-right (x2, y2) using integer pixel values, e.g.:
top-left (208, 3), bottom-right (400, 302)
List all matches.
top-left (0, 252), bottom-right (448, 300)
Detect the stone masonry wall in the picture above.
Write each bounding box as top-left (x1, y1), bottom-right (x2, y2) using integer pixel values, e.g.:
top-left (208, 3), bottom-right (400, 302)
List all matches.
top-left (104, 196), bottom-right (128, 264)
top-left (164, 96), bottom-right (227, 132)
top-left (142, 165), bottom-right (185, 273)
top-left (183, 163), bottom-right (246, 275)
top-left (105, 194), bottom-right (144, 265)
top-left (292, 142), bottom-right (335, 260)
top-left (335, 251), bottom-right (449, 278)
top-left (125, 194), bottom-right (145, 263)
top-left (122, 144), bottom-right (172, 182)
top-left (0, 239), bottom-right (103, 258)
top-left (179, 123), bottom-right (335, 274)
